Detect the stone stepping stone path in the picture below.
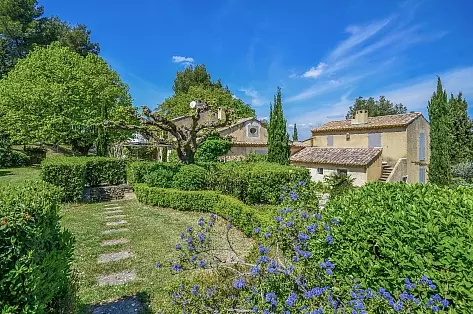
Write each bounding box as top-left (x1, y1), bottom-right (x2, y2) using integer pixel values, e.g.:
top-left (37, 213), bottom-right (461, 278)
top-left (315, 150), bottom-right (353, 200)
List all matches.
top-left (102, 228), bottom-right (128, 235)
top-left (98, 250), bottom-right (133, 263)
top-left (101, 238), bottom-right (130, 247)
top-left (90, 294), bottom-right (142, 314)
top-left (96, 270), bottom-right (137, 286)
top-left (104, 209), bottom-right (123, 215)
top-left (106, 220), bottom-right (127, 226)
top-left (105, 214), bottom-right (126, 219)
top-left (93, 200), bottom-right (138, 304)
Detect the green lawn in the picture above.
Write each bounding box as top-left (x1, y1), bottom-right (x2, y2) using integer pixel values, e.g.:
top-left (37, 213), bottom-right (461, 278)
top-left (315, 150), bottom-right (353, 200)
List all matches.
top-left (61, 200), bottom-right (253, 313)
top-left (0, 167), bottom-right (41, 186)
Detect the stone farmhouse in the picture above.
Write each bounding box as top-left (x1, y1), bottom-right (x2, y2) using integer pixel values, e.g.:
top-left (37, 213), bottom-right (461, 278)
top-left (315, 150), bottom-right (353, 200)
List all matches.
top-left (290, 110), bottom-right (430, 185)
top-left (165, 108), bottom-right (269, 160)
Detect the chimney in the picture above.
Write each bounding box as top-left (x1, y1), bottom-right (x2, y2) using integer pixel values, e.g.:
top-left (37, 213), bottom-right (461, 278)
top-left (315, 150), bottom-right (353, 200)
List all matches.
top-left (352, 110), bottom-right (368, 125)
top-left (218, 107), bottom-right (226, 121)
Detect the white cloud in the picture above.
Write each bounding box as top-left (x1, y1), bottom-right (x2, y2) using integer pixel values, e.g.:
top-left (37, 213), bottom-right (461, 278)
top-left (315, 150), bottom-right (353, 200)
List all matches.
top-left (329, 17), bottom-right (394, 62)
top-left (239, 88), bottom-right (266, 107)
top-left (172, 56), bottom-right (195, 66)
top-left (301, 62), bottom-right (327, 79)
top-left (379, 66), bottom-right (473, 110)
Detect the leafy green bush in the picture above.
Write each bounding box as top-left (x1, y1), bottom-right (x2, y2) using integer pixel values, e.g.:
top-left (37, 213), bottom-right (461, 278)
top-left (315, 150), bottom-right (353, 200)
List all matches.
top-left (244, 151), bottom-right (268, 162)
top-left (0, 181), bottom-right (75, 313)
top-left (0, 148), bottom-right (30, 168)
top-left (41, 157), bottom-right (87, 201)
top-left (127, 161), bottom-right (180, 186)
top-left (41, 157), bottom-right (127, 201)
top-left (145, 167), bottom-right (175, 188)
top-left (84, 157), bottom-right (126, 186)
top-left (315, 182), bottom-right (473, 311)
top-left (129, 161), bottom-right (310, 205)
top-left (208, 162), bottom-right (311, 204)
top-left (134, 184), bottom-right (276, 236)
top-left (173, 164), bottom-right (208, 191)
top-left (323, 172), bottom-right (355, 197)
top-left (195, 136), bottom-right (232, 162)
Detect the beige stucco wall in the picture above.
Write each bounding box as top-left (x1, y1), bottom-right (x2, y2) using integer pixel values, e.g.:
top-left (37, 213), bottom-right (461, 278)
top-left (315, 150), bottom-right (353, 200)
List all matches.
top-left (311, 128), bottom-right (407, 165)
top-left (406, 116), bottom-right (430, 183)
top-left (292, 162), bottom-right (367, 186)
top-left (224, 146), bottom-right (268, 160)
top-left (220, 120), bottom-right (268, 143)
top-left (387, 158), bottom-right (408, 182)
top-left (366, 156), bottom-right (382, 182)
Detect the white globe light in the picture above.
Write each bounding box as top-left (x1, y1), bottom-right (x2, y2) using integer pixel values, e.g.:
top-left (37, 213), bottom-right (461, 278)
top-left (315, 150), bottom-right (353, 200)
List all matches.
top-left (189, 100), bottom-right (197, 109)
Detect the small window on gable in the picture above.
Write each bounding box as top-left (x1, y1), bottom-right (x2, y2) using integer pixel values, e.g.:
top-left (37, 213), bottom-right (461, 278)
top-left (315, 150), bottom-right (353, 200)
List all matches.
top-left (337, 169), bottom-right (348, 176)
top-left (248, 125), bottom-right (259, 138)
top-left (317, 168), bottom-right (324, 175)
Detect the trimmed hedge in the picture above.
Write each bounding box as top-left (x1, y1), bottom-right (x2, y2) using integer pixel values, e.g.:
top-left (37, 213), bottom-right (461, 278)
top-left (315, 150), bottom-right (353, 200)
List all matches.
top-left (0, 148), bottom-right (30, 168)
top-left (316, 182), bottom-right (473, 311)
top-left (0, 181), bottom-right (75, 313)
top-left (134, 184), bottom-right (277, 236)
top-left (128, 161), bottom-right (311, 205)
top-left (42, 157), bottom-right (126, 201)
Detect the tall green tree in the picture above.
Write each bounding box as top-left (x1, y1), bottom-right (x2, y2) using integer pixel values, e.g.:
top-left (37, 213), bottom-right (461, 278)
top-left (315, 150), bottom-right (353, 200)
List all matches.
top-left (428, 77), bottom-right (452, 185)
top-left (449, 92), bottom-right (473, 164)
top-left (0, 0), bottom-right (99, 77)
top-left (159, 64), bottom-right (255, 120)
top-left (268, 87), bottom-right (290, 165)
top-left (346, 96), bottom-right (407, 119)
top-left (172, 64), bottom-right (221, 94)
top-left (0, 43), bottom-right (132, 155)
top-left (293, 123), bottom-right (299, 141)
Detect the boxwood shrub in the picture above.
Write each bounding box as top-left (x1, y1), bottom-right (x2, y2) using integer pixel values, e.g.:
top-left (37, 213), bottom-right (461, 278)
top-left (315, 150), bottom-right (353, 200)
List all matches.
top-left (134, 184), bottom-right (277, 236)
top-left (42, 157), bottom-right (126, 202)
top-left (129, 161), bottom-right (311, 205)
top-left (173, 164), bottom-right (208, 191)
top-left (315, 182), bottom-right (473, 311)
top-left (0, 148), bottom-right (30, 168)
top-left (0, 181), bottom-right (75, 313)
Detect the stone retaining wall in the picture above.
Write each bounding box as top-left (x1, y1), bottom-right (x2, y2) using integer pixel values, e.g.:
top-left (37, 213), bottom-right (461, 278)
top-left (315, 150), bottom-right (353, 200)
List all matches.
top-left (81, 184), bottom-right (133, 203)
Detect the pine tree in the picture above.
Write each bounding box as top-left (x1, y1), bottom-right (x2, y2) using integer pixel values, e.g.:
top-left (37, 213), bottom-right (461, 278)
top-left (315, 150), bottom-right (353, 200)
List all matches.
top-left (449, 92), bottom-right (473, 164)
top-left (428, 77), bottom-right (452, 185)
top-left (267, 87), bottom-right (290, 165)
top-left (293, 123), bottom-right (299, 141)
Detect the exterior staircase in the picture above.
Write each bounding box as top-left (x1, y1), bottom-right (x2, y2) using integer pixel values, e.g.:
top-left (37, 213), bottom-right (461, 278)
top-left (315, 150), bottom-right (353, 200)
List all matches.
top-left (379, 161), bottom-right (393, 182)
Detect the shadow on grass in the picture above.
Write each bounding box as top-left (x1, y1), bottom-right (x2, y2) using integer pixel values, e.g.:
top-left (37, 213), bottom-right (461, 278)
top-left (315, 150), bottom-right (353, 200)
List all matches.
top-left (82, 292), bottom-right (152, 314)
top-left (0, 170), bottom-right (13, 177)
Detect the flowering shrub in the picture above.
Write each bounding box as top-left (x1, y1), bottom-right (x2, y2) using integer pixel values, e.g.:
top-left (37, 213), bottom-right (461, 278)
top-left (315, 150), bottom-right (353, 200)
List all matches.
top-left (155, 183), bottom-right (450, 313)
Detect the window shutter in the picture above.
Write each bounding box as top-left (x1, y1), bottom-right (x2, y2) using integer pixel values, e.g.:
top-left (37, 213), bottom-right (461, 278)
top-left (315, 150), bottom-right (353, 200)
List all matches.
top-left (327, 135), bottom-right (333, 147)
top-left (419, 132), bottom-right (425, 161)
top-left (368, 133), bottom-right (381, 148)
top-left (419, 168), bottom-right (426, 183)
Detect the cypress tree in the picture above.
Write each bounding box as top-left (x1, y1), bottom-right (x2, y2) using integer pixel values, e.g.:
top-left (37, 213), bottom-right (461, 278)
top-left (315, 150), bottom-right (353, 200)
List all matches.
top-left (428, 77), bottom-right (452, 185)
top-left (450, 92), bottom-right (473, 164)
top-left (293, 123), bottom-right (299, 141)
top-left (267, 87), bottom-right (290, 165)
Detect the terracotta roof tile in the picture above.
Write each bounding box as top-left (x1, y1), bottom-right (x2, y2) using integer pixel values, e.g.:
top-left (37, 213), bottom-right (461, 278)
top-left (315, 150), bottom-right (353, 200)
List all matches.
top-left (290, 147), bottom-right (382, 167)
top-left (311, 112), bottom-right (422, 133)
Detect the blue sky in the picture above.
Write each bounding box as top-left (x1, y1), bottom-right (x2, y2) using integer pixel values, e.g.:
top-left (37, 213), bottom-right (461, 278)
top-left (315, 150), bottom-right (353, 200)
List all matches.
top-left (42, 0), bottom-right (473, 139)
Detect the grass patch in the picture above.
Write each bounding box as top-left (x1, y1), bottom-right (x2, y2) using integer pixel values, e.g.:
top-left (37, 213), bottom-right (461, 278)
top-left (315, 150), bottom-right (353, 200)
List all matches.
top-left (61, 199), bottom-right (253, 313)
top-left (0, 166), bottom-right (41, 186)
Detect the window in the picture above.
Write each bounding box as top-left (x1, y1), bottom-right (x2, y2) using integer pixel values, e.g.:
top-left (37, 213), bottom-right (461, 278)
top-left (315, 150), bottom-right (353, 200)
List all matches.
top-left (346, 133), bottom-right (350, 141)
top-left (317, 168), bottom-right (324, 175)
top-left (368, 133), bottom-right (381, 148)
top-left (248, 125), bottom-right (259, 138)
top-left (419, 168), bottom-right (426, 184)
top-left (327, 135), bottom-right (334, 147)
top-left (419, 132), bottom-right (425, 161)
top-left (337, 169), bottom-right (348, 176)
top-left (402, 176), bottom-right (408, 183)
